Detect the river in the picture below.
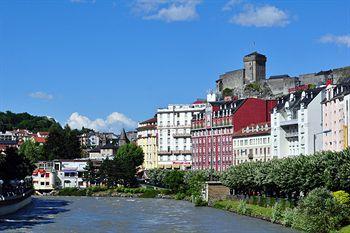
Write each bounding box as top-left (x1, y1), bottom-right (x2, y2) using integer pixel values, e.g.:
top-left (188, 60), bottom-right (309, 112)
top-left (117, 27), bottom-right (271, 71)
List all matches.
top-left (0, 196), bottom-right (297, 233)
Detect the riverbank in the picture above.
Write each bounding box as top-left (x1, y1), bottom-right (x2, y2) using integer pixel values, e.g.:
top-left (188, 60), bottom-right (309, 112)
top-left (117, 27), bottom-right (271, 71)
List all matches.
top-left (54, 186), bottom-right (176, 199)
top-left (212, 199), bottom-right (285, 224)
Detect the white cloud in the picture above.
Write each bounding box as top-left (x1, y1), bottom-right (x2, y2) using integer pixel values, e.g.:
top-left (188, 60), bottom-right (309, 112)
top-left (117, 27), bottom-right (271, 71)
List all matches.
top-left (29, 91), bottom-right (53, 100)
top-left (67, 112), bottom-right (137, 133)
top-left (133, 0), bottom-right (202, 22)
top-left (231, 4), bottom-right (290, 27)
top-left (319, 34), bottom-right (350, 48)
top-left (222, 0), bottom-right (242, 11)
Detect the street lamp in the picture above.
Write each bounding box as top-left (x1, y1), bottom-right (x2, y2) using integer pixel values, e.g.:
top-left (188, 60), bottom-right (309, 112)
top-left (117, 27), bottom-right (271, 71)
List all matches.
top-left (314, 130), bottom-right (332, 154)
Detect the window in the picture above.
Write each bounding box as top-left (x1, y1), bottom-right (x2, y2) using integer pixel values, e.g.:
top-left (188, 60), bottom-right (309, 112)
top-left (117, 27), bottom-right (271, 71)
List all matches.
top-left (45, 182), bottom-right (49, 186)
top-left (40, 182), bottom-right (45, 186)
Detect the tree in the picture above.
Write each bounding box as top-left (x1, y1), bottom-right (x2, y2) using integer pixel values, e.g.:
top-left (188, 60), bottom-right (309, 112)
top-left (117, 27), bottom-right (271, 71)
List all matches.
top-left (0, 110), bottom-right (58, 132)
top-left (222, 88), bottom-right (233, 97)
top-left (19, 140), bottom-right (45, 163)
top-left (43, 124), bottom-right (81, 160)
top-left (115, 143), bottom-right (144, 187)
top-left (84, 159), bottom-right (97, 186)
top-left (98, 157), bottom-right (118, 188)
top-left (0, 147), bottom-right (34, 181)
top-left (163, 170), bottom-right (185, 193)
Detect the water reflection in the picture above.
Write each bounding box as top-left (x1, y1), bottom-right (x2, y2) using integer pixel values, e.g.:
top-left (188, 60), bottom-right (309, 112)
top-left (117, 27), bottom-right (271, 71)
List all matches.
top-left (0, 198), bottom-right (70, 232)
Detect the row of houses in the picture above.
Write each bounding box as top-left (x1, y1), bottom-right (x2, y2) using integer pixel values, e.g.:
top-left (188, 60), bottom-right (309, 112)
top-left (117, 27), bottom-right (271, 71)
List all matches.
top-left (0, 130), bottom-right (48, 150)
top-left (137, 80), bottom-right (350, 171)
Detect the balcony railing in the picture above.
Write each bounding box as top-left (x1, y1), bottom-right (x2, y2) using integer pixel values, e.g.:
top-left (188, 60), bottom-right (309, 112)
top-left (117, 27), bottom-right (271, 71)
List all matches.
top-left (158, 150), bottom-right (192, 155)
top-left (280, 119), bottom-right (298, 126)
top-left (173, 133), bottom-right (191, 138)
top-left (285, 131), bottom-right (298, 138)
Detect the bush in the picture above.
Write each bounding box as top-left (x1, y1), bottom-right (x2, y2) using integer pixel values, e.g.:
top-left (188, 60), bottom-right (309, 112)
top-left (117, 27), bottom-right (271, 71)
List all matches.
top-left (292, 188), bottom-right (349, 233)
top-left (174, 192), bottom-right (187, 200)
top-left (163, 170), bottom-right (185, 193)
top-left (194, 197), bottom-right (207, 207)
top-left (139, 189), bottom-right (158, 198)
top-left (58, 187), bottom-right (86, 196)
top-left (271, 202), bottom-right (284, 223)
top-left (333, 190), bottom-right (350, 205)
top-left (259, 196), bottom-right (267, 207)
top-left (252, 196), bottom-right (258, 205)
top-left (86, 186), bottom-right (108, 196)
top-left (237, 200), bottom-right (251, 215)
top-left (282, 208), bottom-right (296, 227)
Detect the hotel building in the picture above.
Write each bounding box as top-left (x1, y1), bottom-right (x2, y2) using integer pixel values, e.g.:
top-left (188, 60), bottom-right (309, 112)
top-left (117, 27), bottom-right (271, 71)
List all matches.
top-left (157, 101), bottom-right (206, 169)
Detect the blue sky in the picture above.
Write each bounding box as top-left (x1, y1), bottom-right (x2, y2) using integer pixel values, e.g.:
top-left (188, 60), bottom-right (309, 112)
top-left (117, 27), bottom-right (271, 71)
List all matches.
top-left (1, 0), bottom-right (349, 133)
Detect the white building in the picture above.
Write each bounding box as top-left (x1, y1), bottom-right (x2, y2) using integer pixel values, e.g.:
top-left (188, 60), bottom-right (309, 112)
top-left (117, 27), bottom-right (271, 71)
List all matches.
top-left (233, 122), bottom-right (272, 165)
top-left (157, 101), bottom-right (206, 169)
top-left (0, 131), bottom-right (16, 141)
top-left (32, 161), bottom-right (56, 192)
top-left (54, 160), bottom-right (89, 189)
top-left (271, 87), bottom-right (325, 158)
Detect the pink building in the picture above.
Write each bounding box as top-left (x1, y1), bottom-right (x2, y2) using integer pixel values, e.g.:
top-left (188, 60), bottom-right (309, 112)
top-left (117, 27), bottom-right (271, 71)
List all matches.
top-left (322, 81), bottom-right (350, 151)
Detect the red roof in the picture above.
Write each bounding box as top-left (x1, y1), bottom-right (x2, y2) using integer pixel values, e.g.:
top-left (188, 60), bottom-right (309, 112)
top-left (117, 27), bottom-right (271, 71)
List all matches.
top-left (33, 137), bottom-right (46, 143)
top-left (193, 100), bottom-right (205, 104)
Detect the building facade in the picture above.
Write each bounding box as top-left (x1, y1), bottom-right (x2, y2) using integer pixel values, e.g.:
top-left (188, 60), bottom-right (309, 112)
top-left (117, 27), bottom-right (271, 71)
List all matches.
top-left (157, 102), bottom-right (206, 169)
top-left (233, 122), bottom-right (272, 165)
top-left (137, 117), bottom-right (158, 170)
top-left (271, 88), bottom-right (325, 158)
top-left (32, 161), bottom-right (56, 192)
top-left (322, 81), bottom-right (350, 151)
top-left (191, 98), bottom-right (276, 171)
top-left (53, 159), bottom-right (89, 189)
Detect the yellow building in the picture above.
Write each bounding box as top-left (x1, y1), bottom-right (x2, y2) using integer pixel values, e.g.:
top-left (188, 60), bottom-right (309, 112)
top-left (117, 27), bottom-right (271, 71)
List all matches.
top-left (137, 117), bottom-right (158, 170)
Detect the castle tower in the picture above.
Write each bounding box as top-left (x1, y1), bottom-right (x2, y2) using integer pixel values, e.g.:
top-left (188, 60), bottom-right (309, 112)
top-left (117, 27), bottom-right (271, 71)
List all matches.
top-left (243, 52), bottom-right (267, 83)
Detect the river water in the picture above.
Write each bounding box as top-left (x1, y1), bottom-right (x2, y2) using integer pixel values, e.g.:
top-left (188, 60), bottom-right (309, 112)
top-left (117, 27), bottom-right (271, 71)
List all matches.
top-left (0, 196), bottom-right (297, 233)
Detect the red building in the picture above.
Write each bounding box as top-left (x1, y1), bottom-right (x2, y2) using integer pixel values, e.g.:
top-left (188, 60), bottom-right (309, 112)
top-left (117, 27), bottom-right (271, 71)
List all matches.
top-left (191, 98), bottom-right (276, 171)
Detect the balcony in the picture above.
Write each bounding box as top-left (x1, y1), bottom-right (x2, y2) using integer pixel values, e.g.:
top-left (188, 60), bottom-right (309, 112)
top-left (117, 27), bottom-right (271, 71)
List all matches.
top-left (158, 150), bottom-right (192, 155)
top-left (280, 119), bottom-right (298, 126)
top-left (285, 131), bottom-right (298, 138)
top-left (173, 133), bottom-right (191, 138)
top-left (158, 151), bottom-right (172, 155)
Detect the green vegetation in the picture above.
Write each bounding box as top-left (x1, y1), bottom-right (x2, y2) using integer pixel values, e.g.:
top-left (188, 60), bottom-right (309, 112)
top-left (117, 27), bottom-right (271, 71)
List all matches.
top-left (340, 225), bottom-right (350, 233)
top-left (57, 187), bottom-right (87, 196)
top-left (245, 82), bottom-right (262, 92)
top-left (84, 144), bottom-right (144, 188)
top-left (292, 188), bottom-right (349, 233)
top-left (214, 199), bottom-right (273, 220)
top-left (43, 124), bottom-right (82, 160)
top-left (147, 169), bottom-right (221, 204)
top-left (19, 140), bottom-right (45, 164)
top-left (58, 186), bottom-right (162, 198)
top-left (214, 188), bottom-right (350, 233)
top-left (0, 111), bottom-right (58, 132)
top-left (222, 88), bottom-right (233, 97)
top-left (221, 149), bottom-right (350, 198)
top-left (333, 190), bottom-right (350, 205)
top-left (0, 147), bottom-right (35, 181)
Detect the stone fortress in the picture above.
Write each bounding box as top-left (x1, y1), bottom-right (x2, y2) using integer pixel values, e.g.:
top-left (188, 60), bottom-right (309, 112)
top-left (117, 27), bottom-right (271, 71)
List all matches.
top-left (216, 52), bottom-right (350, 98)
